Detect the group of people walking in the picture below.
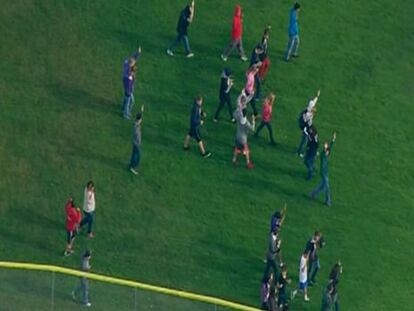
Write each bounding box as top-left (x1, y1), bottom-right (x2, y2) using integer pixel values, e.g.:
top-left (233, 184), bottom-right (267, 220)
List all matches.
top-left (58, 0), bottom-right (344, 309)
top-left (261, 209), bottom-right (342, 310)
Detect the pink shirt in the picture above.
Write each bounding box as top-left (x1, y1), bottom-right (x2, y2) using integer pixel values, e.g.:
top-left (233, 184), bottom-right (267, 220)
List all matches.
top-left (262, 103), bottom-right (272, 122)
top-left (245, 72), bottom-right (255, 95)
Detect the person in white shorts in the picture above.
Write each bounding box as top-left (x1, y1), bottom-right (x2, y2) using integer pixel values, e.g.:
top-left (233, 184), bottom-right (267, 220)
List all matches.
top-left (291, 250), bottom-right (310, 302)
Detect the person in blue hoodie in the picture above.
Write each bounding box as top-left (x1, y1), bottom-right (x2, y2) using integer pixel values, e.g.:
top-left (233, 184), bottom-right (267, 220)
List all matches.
top-left (183, 96), bottom-right (211, 158)
top-left (122, 47), bottom-right (141, 119)
top-left (285, 2), bottom-right (300, 62)
top-left (310, 132), bottom-right (337, 206)
top-left (167, 1), bottom-right (195, 58)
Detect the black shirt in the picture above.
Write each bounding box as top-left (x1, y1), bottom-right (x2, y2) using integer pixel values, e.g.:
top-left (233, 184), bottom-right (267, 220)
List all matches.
top-left (219, 75), bottom-right (231, 100)
top-left (277, 274), bottom-right (288, 296)
top-left (176, 6), bottom-right (191, 35)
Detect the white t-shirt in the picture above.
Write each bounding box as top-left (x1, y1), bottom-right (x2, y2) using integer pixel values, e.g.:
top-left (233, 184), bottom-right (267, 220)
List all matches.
top-left (83, 188), bottom-right (95, 213)
top-left (299, 255), bottom-right (308, 283)
top-left (307, 97), bottom-right (318, 112)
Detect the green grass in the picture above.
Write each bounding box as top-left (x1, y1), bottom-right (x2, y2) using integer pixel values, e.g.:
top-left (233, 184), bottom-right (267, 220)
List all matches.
top-left (1, 0), bottom-right (414, 310)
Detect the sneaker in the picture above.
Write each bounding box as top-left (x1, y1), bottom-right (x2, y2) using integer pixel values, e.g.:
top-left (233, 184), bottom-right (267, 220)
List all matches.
top-left (166, 49), bottom-right (174, 56)
top-left (247, 162), bottom-right (255, 169)
top-left (202, 151), bottom-right (212, 158)
top-left (64, 250), bottom-right (72, 257)
top-left (71, 291), bottom-right (76, 300)
top-left (213, 118), bottom-right (218, 123)
top-left (304, 296), bottom-right (310, 302)
top-left (85, 302), bottom-right (92, 307)
top-left (298, 153), bottom-right (304, 158)
top-left (241, 55), bottom-right (248, 62)
top-left (221, 54), bottom-right (228, 62)
top-left (186, 53), bottom-right (194, 58)
top-left (88, 232), bottom-right (95, 238)
top-left (291, 290), bottom-right (297, 300)
top-left (130, 167), bottom-right (139, 175)
top-left (231, 118), bottom-right (236, 123)
top-left (292, 54), bottom-right (299, 58)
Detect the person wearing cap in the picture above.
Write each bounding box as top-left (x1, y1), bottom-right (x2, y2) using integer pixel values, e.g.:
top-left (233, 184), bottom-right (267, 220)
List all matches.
top-left (183, 96), bottom-right (212, 158)
top-left (285, 2), bottom-right (301, 62)
top-left (129, 105), bottom-right (145, 175)
top-left (79, 181), bottom-right (96, 238)
top-left (310, 132), bottom-right (337, 206)
top-left (72, 250), bottom-right (92, 307)
top-left (221, 4), bottom-right (248, 62)
top-left (232, 108), bottom-right (255, 169)
top-left (213, 68), bottom-right (235, 123)
top-left (166, 1), bottom-right (195, 58)
top-left (64, 196), bottom-right (81, 256)
top-left (122, 47), bottom-right (141, 119)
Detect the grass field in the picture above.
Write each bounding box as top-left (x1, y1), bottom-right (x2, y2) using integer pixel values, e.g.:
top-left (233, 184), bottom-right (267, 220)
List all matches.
top-left (1, 0), bottom-right (414, 310)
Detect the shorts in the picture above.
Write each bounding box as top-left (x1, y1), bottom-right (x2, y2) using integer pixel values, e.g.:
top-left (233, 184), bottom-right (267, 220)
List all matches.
top-left (234, 140), bottom-right (249, 155)
top-left (188, 127), bottom-right (201, 142)
top-left (66, 230), bottom-right (77, 244)
top-left (299, 281), bottom-right (308, 290)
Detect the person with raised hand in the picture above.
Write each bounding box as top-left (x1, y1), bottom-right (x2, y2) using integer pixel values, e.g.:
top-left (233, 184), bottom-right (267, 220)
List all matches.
top-left (122, 46), bottom-right (141, 119)
top-left (167, 1), bottom-right (195, 58)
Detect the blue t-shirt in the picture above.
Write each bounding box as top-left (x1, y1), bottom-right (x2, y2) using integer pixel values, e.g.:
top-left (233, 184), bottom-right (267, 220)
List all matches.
top-left (288, 8), bottom-right (299, 36)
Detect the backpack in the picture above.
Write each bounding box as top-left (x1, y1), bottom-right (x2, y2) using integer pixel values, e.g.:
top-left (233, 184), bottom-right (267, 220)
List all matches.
top-left (298, 109), bottom-right (307, 130)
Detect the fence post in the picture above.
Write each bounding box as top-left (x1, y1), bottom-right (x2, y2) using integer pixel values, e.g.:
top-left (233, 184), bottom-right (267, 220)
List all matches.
top-left (50, 271), bottom-right (55, 311)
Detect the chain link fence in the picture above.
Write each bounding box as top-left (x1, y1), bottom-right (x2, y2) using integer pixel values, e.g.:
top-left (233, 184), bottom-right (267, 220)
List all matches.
top-left (0, 263), bottom-right (258, 311)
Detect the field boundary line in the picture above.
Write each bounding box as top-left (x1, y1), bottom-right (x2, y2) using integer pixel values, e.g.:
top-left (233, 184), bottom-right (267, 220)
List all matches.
top-left (0, 261), bottom-right (261, 311)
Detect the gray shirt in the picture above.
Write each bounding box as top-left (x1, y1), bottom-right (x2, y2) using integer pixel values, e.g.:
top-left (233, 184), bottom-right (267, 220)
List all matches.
top-left (132, 123), bottom-right (142, 146)
top-left (81, 257), bottom-right (91, 272)
top-left (235, 116), bottom-right (255, 144)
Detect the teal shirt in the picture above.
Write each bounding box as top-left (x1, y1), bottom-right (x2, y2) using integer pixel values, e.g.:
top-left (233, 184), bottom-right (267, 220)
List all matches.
top-left (320, 141), bottom-right (335, 178)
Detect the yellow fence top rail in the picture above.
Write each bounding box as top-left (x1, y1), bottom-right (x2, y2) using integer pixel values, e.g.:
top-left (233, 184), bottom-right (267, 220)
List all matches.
top-left (0, 261), bottom-right (261, 311)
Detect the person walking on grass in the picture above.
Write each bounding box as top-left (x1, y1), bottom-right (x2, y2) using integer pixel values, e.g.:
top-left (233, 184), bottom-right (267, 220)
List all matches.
top-left (297, 90), bottom-right (320, 157)
top-left (285, 2), bottom-right (301, 62)
top-left (327, 261), bottom-right (342, 311)
top-left (270, 204), bottom-right (287, 233)
top-left (258, 26), bottom-right (271, 82)
top-left (304, 125), bottom-right (319, 180)
top-left (264, 226), bottom-right (282, 278)
top-left (244, 65), bottom-right (260, 116)
top-left (213, 68), bottom-right (235, 123)
top-left (167, 0), bottom-right (195, 58)
top-left (221, 5), bottom-right (248, 62)
top-left (64, 196), bottom-right (81, 256)
top-left (310, 132), bottom-right (337, 206)
top-left (122, 46), bottom-right (141, 119)
top-left (277, 265), bottom-right (292, 310)
top-left (260, 272), bottom-right (274, 310)
top-left (232, 109), bottom-right (255, 169)
top-left (72, 250), bottom-right (92, 307)
top-left (254, 93), bottom-right (276, 145)
top-left (291, 250), bottom-right (310, 302)
top-left (183, 96), bottom-right (211, 158)
top-left (305, 231), bottom-right (325, 286)
top-left (80, 181), bottom-right (96, 238)
top-left (321, 282), bottom-right (335, 311)
top-left (129, 105), bottom-right (145, 175)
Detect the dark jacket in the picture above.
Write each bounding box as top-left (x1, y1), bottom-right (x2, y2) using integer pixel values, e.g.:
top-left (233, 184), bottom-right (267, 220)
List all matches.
top-left (177, 6), bottom-right (191, 35)
top-left (190, 102), bottom-right (202, 129)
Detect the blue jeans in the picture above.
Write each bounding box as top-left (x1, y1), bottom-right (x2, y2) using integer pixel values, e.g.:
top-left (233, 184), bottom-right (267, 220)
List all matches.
top-left (304, 154), bottom-right (316, 180)
top-left (297, 132), bottom-right (307, 155)
top-left (285, 35), bottom-right (300, 60)
top-left (122, 93), bottom-right (134, 119)
top-left (308, 259), bottom-right (320, 282)
top-left (169, 33), bottom-right (192, 54)
top-left (129, 144), bottom-right (141, 169)
top-left (80, 211), bottom-right (94, 234)
top-left (254, 75), bottom-right (261, 101)
top-left (311, 176), bottom-right (331, 206)
top-left (74, 278), bottom-right (89, 305)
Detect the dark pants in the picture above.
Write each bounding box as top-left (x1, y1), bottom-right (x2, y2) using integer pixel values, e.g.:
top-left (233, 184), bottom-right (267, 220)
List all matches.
top-left (264, 258), bottom-right (278, 278)
top-left (304, 153), bottom-right (316, 180)
top-left (308, 259), bottom-right (320, 283)
top-left (255, 121), bottom-right (275, 143)
top-left (74, 278), bottom-right (89, 305)
top-left (169, 33), bottom-right (191, 54)
top-left (254, 75), bottom-right (262, 102)
top-left (214, 96), bottom-right (233, 120)
top-left (297, 131), bottom-right (308, 155)
top-left (129, 144), bottom-right (141, 169)
top-left (250, 100), bottom-right (258, 116)
top-left (80, 211), bottom-right (94, 234)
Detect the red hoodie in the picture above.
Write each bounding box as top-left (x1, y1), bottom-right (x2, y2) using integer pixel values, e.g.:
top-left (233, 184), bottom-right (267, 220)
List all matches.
top-left (65, 200), bottom-right (81, 231)
top-left (231, 5), bottom-right (242, 40)
top-left (262, 102), bottom-right (273, 122)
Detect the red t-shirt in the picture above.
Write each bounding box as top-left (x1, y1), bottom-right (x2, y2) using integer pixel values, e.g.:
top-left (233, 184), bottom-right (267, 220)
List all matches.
top-left (65, 201), bottom-right (81, 231)
top-left (262, 102), bottom-right (273, 122)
